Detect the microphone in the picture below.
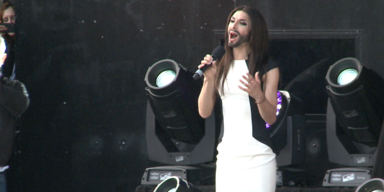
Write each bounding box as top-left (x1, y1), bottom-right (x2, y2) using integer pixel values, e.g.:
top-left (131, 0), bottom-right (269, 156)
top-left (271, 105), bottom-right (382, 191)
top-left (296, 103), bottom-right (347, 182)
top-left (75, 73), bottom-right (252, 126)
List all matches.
top-left (193, 45), bottom-right (226, 80)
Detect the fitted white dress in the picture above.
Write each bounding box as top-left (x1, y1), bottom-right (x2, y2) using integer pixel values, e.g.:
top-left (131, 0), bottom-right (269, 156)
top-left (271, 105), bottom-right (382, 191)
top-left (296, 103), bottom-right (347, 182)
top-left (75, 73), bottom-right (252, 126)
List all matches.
top-left (215, 60), bottom-right (276, 192)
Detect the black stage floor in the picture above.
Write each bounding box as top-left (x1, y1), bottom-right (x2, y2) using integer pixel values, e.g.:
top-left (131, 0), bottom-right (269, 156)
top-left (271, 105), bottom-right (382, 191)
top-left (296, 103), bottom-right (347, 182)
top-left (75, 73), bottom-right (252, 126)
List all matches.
top-left (136, 185), bottom-right (356, 192)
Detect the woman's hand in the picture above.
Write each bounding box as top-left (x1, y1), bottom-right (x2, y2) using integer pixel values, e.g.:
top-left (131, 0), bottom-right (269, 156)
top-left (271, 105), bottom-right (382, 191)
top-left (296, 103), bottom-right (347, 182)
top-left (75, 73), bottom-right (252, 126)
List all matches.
top-left (0, 24), bottom-right (8, 33)
top-left (238, 72), bottom-right (265, 103)
top-left (198, 54), bottom-right (217, 81)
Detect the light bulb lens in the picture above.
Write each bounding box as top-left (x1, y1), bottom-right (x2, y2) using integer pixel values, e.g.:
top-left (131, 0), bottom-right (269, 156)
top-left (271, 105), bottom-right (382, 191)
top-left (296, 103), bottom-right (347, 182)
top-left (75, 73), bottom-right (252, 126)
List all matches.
top-left (337, 68), bottom-right (358, 85)
top-left (156, 70), bottom-right (176, 87)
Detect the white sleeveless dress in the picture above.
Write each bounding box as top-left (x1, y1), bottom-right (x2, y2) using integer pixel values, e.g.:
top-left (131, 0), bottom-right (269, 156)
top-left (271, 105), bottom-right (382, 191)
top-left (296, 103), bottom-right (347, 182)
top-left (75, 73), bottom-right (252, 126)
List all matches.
top-left (215, 60), bottom-right (276, 192)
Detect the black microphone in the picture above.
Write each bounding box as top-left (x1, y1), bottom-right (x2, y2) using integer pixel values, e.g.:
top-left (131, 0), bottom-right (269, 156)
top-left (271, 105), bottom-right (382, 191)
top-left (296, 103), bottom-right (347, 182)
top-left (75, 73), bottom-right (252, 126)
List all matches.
top-left (193, 46), bottom-right (226, 80)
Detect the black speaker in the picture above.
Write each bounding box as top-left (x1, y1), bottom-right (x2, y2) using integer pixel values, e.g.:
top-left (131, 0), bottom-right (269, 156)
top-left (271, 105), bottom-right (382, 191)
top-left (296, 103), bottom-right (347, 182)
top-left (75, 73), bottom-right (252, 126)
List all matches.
top-left (276, 115), bottom-right (306, 166)
top-left (298, 114), bottom-right (339, 187)
top-left (372, 121), bottom-right (384, 179)
top-left (271, 91), bottom-right (306, 167)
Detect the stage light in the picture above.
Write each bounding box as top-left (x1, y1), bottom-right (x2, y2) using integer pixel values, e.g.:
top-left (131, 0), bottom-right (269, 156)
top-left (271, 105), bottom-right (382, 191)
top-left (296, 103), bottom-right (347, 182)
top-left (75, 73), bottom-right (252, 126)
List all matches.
top-left (144, 59), bottom-right (207, 145)
top-left (142, 59), bottom-right (219, 185)
top-left (325, 57), bottom-right (384, 146)
top-left (153, 176), bottom-right (201, 192)
top-left (323, 57), bottom-right (384, 187)
top-left (355, 178), bottom-right (384, 192)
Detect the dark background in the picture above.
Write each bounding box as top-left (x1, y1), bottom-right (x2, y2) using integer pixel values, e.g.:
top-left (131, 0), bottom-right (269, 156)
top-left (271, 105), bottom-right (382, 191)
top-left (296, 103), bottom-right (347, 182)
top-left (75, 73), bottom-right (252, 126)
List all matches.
top-left (5, 0), bottom-right (384, 191)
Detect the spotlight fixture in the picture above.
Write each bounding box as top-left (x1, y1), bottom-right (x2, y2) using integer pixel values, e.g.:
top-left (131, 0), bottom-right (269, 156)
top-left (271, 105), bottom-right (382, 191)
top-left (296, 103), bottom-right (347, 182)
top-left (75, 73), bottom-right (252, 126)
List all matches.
top-left (355, 178), bottom-right (384, 192)
top-left (144, 59), bottom-right (207, 145)
top-left (323, 57), bottom-right (384, 187)
top-left (326, 57), bottom-right (384, 147)
top-left (142, 59), bottom-right (219, 185)
top-left (153, 176), bottom-right (201, 192)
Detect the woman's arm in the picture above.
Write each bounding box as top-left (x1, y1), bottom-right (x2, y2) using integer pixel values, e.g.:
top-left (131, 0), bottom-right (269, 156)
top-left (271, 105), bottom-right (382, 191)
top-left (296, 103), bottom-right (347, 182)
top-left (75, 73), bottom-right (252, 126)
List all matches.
top-left (197, 55), bottom-right (218, 119)
top-left (257, 68), bottom-right (279, 125)
top-left (198, 78), bottom-right (217, 118)
top-left (239, 68), bottom-right (279, 125)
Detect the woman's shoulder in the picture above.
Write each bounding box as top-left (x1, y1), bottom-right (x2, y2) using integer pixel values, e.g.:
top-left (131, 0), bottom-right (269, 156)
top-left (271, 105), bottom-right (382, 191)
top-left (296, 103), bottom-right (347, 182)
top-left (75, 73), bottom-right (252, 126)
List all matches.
top-left (266, 58), bottom-right (279, 71)
top-left (259, 57), bottom-right (279, 77)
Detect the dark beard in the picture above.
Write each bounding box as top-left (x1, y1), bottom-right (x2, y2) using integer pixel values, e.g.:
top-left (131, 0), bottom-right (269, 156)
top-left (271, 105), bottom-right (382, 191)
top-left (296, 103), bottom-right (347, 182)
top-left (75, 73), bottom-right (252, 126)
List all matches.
top-left (228, 34), bottom-right (250, 48)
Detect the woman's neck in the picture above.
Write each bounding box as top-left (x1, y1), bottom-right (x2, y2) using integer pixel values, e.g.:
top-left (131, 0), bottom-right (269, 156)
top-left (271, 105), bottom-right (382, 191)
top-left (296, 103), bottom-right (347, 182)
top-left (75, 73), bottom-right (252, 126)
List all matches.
top-left (232, 43), bottom-right (250, 60)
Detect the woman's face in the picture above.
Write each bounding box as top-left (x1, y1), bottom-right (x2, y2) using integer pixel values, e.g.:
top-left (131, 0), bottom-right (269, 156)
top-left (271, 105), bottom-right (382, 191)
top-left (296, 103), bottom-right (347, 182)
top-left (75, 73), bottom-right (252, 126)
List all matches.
top-left (3, 7), bottom-right (15, 24)
top-left (2, 7), bottom-right (16, 36)
top-left (227, 10), bottom-right (252, 48)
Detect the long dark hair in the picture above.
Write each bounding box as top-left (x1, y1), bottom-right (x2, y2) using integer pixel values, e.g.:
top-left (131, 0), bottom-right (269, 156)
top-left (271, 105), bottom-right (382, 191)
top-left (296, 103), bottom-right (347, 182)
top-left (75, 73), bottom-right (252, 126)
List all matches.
top-left (215, 5), bottom-right (269, 94)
